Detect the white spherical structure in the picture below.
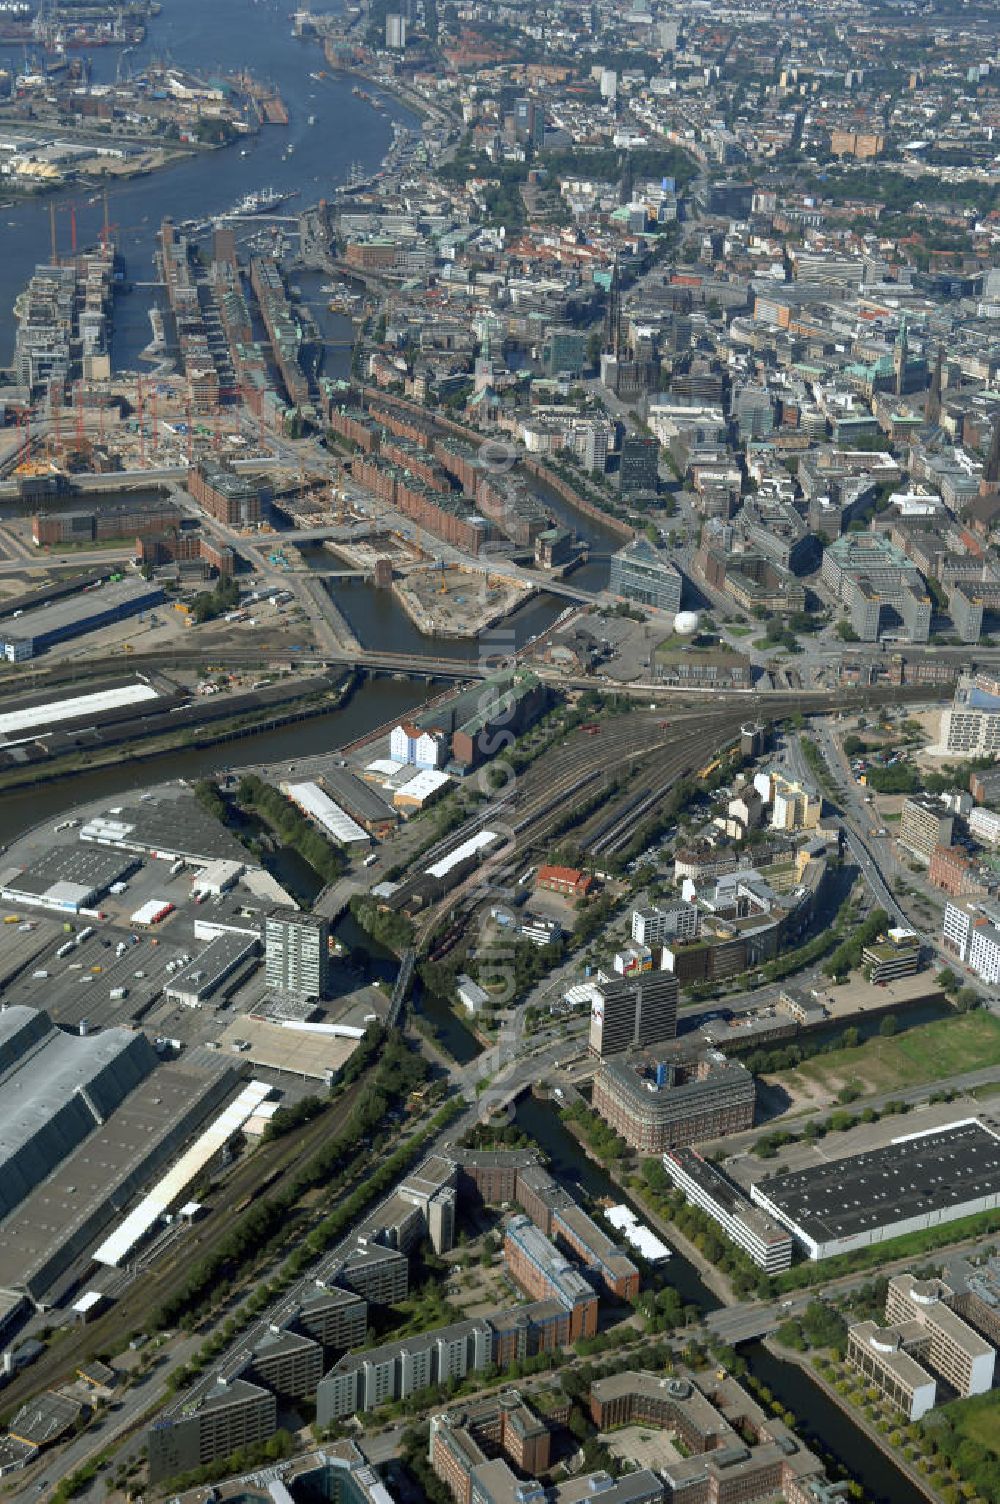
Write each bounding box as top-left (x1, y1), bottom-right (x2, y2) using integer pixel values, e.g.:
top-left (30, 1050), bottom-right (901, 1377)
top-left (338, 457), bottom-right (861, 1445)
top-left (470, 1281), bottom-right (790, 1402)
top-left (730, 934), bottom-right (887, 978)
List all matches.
top-left (674, 610), bottom-right (700, 635)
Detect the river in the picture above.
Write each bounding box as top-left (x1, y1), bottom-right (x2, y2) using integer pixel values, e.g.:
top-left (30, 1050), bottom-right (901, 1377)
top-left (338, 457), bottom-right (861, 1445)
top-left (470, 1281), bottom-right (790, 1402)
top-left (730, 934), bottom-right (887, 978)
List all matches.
top-left (0, 0), bottom-right (411, 366)
top-left (514, 1094), bottom-right (927, 1504)
top-left (0, 674), bottom-right (433, 845)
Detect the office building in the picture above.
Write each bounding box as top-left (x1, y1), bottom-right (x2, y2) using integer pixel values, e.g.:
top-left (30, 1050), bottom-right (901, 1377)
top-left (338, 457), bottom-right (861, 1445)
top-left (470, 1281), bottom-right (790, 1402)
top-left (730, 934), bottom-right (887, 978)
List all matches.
top-left (939, 674), bottom-right (1000, 756)
top-left (608, 537), bottom-right (682, 614)
top-left (589, 1367), bottom-right (831, 1504)
top-left (287, 1284), bottom-right (368, 1351)
top-left (592, 1050), bottom-right (755, 1153)
top-left (147, 1377), bottom-right (277, 1484)
top-left (969, 806), bottom-right (1000, 848)
top-left (503, 1215), bottom-right (598, 1340)
top-left (247, 1325), bottom-right (324, 1401)
top-left (619, 435), bottom-right (660, 494)
top-left (264, 910), bottom-right (331, 999)
top-left (751, 1120), bottom-right (1000, 1260)
top-left (385, 12), bottom-right (407, 47)
top-left (662, 1147), bottom-right (793, 1273)
top-left (899, 795), bottom-right (954, 863)
top-left (589, 973), bottom-right (678, 1057)
top-left (631, 902), bottom-right (699, 947)
top-left (862, 927), bottom-right (920, 983)
top-left (846, 1273), bottom-right (995, 1420)
top-left (430, 1391), bottom-right (551, 1504)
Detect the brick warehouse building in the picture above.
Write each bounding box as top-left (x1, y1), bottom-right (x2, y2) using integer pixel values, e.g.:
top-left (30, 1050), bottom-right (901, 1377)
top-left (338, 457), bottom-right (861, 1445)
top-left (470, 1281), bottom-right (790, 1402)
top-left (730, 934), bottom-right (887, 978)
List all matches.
top-left (187, 460), bottom-right (268, 527)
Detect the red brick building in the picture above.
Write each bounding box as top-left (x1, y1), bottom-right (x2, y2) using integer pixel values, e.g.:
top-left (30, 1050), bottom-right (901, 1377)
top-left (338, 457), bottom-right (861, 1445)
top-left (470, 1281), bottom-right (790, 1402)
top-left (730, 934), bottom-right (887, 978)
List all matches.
top-left (536, 864), bottom-right (594, 899)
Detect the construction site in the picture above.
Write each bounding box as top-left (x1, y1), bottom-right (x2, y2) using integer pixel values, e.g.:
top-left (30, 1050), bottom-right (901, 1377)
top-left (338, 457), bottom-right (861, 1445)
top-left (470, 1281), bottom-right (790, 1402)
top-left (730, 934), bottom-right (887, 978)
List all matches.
top-left (394, 560), bottom-right (535, 639)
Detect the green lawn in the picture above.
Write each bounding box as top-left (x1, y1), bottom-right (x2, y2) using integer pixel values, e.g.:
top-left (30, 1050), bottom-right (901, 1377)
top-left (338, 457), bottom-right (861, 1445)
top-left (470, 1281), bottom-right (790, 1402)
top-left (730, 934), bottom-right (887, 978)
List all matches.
top-left (775, 1012), bottom-right (1000, 1099)
top-left (952, 1391), bottom-right (1000, 1455)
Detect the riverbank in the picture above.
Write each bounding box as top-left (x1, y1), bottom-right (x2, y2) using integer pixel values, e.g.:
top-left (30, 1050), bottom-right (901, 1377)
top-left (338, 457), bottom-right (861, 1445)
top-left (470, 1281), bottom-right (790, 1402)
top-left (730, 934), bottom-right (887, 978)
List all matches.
top-left (0, 673), bottom-right (356, 795)
top-left (767, 1340), bottom-right (940, 1504)
top-left (557, 1113), bottom-right (738, 1304)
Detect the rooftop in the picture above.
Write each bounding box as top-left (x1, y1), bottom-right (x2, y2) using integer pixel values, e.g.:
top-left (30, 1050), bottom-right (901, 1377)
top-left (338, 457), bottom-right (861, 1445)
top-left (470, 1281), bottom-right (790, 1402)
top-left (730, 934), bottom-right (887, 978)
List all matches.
top-left (754, 1120), bottom-right (1000, 1246)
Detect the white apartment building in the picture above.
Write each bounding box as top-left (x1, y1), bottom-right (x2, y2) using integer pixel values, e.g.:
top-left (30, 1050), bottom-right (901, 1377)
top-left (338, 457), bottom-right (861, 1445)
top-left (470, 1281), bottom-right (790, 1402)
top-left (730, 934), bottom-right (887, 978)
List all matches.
top-left (939, 676), bottom-right (1000, 756)
top-left (631, 902), bottom-right (700, 947)
top-left (942, 899), bottom-right (1000, 985)
top-left (970, 806), bottom-right (1000, 848)
top-left (942, 899), bottom-right (975, 960)
top-left (969, 923), bottom-right (1000, 986)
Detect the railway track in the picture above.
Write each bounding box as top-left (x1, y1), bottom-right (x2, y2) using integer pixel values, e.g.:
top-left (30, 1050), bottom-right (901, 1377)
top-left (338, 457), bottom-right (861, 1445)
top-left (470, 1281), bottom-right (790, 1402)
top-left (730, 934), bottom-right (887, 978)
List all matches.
top-left (0, 1080), bottom-right (366, 1418)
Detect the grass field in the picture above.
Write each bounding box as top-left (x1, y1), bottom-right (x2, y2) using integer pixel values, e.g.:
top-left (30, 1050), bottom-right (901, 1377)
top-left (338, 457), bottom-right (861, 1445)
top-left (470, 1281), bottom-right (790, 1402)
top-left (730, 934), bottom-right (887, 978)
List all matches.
top-left (951, 1391), bottom-right (1000, 1455)
top-left (773, 1012), bottom-right (1000, 1107)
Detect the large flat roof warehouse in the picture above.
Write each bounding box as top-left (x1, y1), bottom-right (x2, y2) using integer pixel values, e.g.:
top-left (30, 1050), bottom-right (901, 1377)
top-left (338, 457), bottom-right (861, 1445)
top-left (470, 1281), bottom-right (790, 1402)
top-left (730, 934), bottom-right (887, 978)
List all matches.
top-left (92, 1079), bottom-right (272, 1268)
top-left (0, 681), bottom-right (159, 739)
top-left (0, 1008), bottom-right (157, 1221)
top-left (0, 1051), bottom-right (237, 1303)
top-left (0, 579), bottom-right (164, 660)
top-left (750, 1119), bottom-right (1000, 1260)
top-left (283, 781), bottom-right (370, 845)
top-left (0, 845), bottom-right (138, 913)
top-left (81, 792), bottom-right (250, 865)
top-left (426, 830), bottom-right (499, 879)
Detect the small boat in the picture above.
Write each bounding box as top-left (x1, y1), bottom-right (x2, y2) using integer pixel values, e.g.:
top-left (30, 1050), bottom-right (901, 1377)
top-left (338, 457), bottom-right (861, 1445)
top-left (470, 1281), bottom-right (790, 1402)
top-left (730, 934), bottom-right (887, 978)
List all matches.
top-left (307, 113), bottom-right (315, 125)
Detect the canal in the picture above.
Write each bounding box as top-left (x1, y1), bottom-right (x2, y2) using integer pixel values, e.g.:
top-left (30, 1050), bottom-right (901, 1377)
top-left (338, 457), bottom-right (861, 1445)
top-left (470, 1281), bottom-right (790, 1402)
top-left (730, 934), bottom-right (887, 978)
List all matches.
top-left (0, 676), bottom-right (435, 847)
top-left (514, 1093), bottom-right (927, 1504)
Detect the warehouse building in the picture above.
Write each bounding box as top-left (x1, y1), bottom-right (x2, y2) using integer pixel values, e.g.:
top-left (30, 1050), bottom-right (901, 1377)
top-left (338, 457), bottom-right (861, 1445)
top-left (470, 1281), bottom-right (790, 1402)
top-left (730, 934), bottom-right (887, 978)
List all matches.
top-left (0, 844), bottom-right (139, 914)
top-left (163, 932), bottom-right (260, 1007)
top-left (80, 795), bottom-right (249, 867)
top-left (662, 1147), bottom-right (793, 1273)
top-left (0, 579), bottom-right (164, 661)
top-left (750, 1120), bottom-right (1000, 1260)
top-left (0, 1007), bottom-right (157, 1223)
top-left (0, 1049), bottom-right (237, 1306)
top-left (282, 780), bottom-right (371, 846)
top-left (592, 1049), bottom-right (755, 1153)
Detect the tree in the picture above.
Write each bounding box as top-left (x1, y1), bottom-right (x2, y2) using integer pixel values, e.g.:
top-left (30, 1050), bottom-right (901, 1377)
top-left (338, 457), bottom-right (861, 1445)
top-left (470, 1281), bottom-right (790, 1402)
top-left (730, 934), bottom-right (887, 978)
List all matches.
top-left (879, 1014), bottom-right (897, 1037)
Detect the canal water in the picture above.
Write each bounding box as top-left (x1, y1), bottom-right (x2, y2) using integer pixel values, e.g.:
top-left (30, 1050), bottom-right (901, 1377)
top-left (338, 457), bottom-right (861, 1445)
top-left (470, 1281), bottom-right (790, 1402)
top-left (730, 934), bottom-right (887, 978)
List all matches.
top-left (514, 1094), bottom-right (926, 1504)
top-left (0, 675), bottom-right (433, 846)
top-left (0, 0), bottom-right (413, 365)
